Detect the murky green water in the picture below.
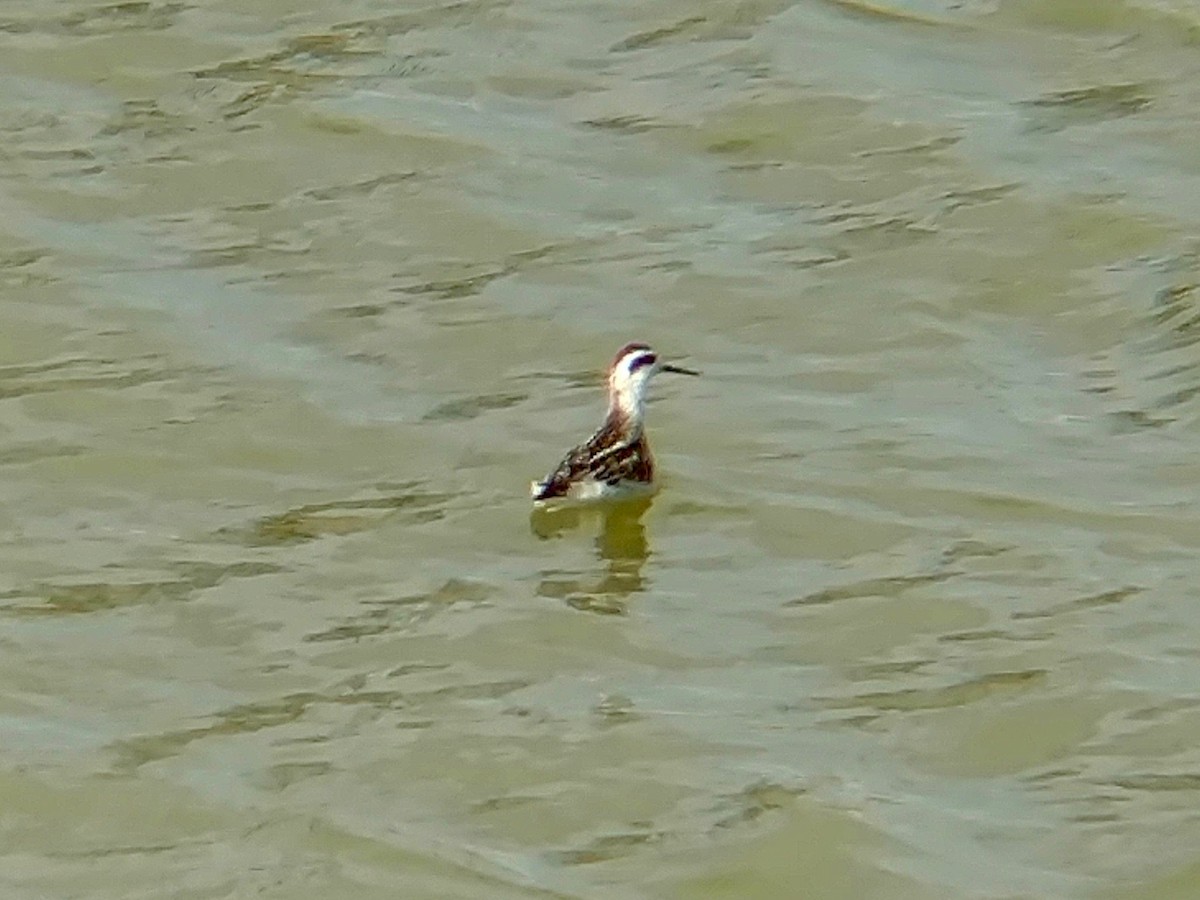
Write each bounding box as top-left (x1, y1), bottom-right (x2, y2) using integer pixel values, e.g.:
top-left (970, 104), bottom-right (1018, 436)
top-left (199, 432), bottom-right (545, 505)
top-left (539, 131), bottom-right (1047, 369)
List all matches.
top-left (3, 1), bottom-right (1200, 897)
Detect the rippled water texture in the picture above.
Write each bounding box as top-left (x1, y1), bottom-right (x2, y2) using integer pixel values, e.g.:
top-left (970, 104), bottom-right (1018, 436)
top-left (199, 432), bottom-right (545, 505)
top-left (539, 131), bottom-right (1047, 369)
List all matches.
top-left (3, 1), bottom-right (1200, 897)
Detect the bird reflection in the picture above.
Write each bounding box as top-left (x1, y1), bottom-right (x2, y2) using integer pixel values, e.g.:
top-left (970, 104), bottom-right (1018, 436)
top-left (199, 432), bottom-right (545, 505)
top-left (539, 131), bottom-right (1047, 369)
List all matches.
top-left (529, 496), bottom-right (652, 615)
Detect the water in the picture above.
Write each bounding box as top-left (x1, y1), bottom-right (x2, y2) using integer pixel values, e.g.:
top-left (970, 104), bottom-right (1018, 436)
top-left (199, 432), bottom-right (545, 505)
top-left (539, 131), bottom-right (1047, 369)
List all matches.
top-left (3, 1), bottom-right (1200, 897)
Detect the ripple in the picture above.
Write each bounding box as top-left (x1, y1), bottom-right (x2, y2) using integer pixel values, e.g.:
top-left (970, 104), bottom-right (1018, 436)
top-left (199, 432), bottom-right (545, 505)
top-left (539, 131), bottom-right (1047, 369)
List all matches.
top-left (1020, 83), bottom-right (1154, 134)
top-left (785, 570), bottom-right (959, 607)
top-left (303, 578), bottom-right (493, 642)
top-left (1011, 585), bottom-right (1143, 620)
top-left (423, 391), bottom-right (527, 422)
top-left (1109, 773), bottom-right (1200, 793)
top-left (610, 16), bottom-right (708, 52)
top-left (821, 669), bottom-right (1048, 713)
top-left (550, 829), bottom-right (665, 866)
top-left (0, 560), bottom-right (283, 616)
top-left (0, 355), bottom-right (184, 399)
top-left (0, 1), bottom-right (184, 37)
top-left (222, 487), bottom-right (457, 547)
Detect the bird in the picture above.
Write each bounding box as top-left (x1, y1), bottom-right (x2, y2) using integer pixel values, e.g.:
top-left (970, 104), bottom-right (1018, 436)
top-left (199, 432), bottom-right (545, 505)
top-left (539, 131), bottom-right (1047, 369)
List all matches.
top-left (531, 342), bottom-right (699, 504)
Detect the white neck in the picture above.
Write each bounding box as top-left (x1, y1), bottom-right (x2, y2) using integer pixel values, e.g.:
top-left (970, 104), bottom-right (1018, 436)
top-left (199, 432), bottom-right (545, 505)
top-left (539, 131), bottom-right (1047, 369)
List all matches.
top-left (607, 378), bottom-right (648, 435)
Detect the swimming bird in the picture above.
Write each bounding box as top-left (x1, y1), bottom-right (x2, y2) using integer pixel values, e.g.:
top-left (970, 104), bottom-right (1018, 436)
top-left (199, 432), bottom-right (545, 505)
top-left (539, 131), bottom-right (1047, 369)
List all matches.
top-left (531, 342), bottom-right (699, 504)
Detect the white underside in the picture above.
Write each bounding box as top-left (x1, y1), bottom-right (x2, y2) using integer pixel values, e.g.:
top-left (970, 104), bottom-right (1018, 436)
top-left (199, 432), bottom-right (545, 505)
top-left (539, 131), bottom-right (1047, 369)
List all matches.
top-left (530, 477), bottom-right (656, 506)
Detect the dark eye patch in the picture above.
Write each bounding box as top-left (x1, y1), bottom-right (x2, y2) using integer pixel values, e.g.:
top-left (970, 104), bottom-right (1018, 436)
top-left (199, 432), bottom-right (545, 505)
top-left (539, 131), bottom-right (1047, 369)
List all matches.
top-left (629, 352), bottom-right (657, 373)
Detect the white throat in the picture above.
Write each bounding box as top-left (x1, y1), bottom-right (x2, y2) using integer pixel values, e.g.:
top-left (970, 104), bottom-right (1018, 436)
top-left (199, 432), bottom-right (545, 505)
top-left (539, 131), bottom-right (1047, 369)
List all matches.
top-left (608, 371), bottom-right (652, 433)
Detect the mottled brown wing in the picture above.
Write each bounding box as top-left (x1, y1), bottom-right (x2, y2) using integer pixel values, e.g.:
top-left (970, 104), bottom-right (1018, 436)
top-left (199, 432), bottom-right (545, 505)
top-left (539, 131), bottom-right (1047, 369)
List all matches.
top-left (533, 427), bottom-right (653, 500)
top-left (533, 442), bottom-right (595, 500)
top-left (590, 435), bottom-right (653, 486)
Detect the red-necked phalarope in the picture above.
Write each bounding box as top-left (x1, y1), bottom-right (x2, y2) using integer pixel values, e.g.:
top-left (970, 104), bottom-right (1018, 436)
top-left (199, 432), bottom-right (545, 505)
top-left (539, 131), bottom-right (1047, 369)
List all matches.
top-left (531, 342), bottom-right (699, 504)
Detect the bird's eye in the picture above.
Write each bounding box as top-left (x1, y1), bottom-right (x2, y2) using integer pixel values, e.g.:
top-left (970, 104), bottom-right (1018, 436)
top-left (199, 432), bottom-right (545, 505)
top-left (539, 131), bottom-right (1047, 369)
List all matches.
top-left (629, 353), bottom-right (656, 373)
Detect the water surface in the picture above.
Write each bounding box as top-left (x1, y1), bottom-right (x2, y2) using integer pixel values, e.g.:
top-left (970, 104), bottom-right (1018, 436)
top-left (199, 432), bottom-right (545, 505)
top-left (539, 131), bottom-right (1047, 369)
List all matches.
top-left (3, 1), bottom-right (1200, 897)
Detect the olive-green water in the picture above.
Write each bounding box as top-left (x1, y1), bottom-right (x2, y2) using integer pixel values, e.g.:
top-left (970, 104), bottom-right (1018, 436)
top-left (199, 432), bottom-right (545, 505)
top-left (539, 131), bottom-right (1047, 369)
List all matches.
top-left (3, 1), bottom-right (1200, 897)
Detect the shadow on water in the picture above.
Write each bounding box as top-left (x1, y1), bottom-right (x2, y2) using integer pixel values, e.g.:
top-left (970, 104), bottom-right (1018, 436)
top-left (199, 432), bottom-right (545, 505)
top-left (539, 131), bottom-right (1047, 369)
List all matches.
top-left (529, 497), bottom-right (653, 616)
